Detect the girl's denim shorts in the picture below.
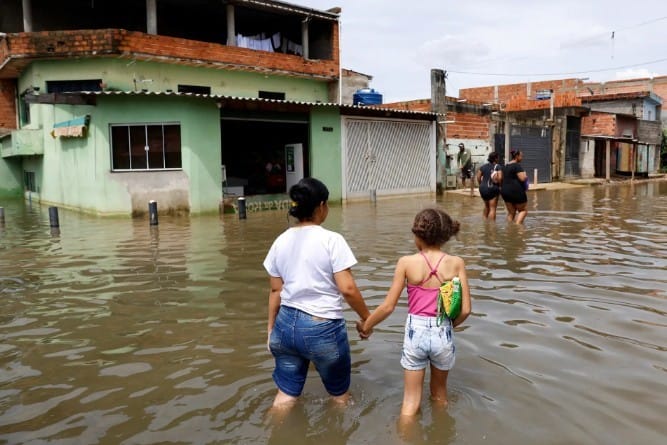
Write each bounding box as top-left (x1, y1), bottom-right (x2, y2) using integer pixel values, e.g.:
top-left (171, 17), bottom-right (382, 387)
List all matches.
top-left (269, 305), bottom-right (351, 397)
top-left (401, 313), bottom-right (455, 371)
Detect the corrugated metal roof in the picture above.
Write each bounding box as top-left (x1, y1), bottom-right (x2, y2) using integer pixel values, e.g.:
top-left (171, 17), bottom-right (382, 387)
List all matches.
top-left (66, 90), bottom-right (437, 118)
top-left (235, 0), bottom-right (339, 21)
top-left (580, 91), bottom-right (663, 105)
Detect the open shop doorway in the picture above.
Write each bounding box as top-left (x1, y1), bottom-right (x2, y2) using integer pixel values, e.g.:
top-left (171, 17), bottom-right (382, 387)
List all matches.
top-left (221, 118), bottom-right (309, 196)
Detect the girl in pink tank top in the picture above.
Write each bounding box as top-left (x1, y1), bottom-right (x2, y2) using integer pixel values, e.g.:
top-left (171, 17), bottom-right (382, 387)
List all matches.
top-left (357, 208), bottom-right (472, 417)
top-left (406, 251), bottom-right (447, 316)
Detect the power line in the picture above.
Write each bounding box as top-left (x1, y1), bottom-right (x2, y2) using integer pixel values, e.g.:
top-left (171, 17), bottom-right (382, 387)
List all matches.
top-left (454, 16), bottom-right (667, 74)
top-left (560, 15), bottom-right (667, 48)
top-left (448, 57), bottom-right (667, 77)
top-left (614, 15), bottom-right (667, 33)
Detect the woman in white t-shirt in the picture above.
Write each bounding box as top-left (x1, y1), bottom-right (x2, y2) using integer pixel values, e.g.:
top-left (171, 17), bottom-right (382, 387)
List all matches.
top-left (263, 177), bottom-right (371, 408)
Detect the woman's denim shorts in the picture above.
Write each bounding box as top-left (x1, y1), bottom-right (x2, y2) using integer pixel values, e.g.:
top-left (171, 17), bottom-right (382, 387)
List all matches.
top-left (269, 305), bottom-right (351, 397)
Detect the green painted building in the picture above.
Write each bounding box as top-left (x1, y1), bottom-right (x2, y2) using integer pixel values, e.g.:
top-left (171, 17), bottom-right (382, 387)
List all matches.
top-left (0, 0), bottom-right (437, 216)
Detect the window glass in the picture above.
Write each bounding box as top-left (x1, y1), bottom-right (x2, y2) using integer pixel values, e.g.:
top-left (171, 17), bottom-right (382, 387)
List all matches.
top-left (110, 123), bottom-right (181, 171)
top-left (164, 125), bottom-right (182, 168)
top-left (147, 125), bottom-right (164, 169)
top-left (130, 126), bottom-right (147, 169)
top-left (111, 126), bottom-right (130, 169)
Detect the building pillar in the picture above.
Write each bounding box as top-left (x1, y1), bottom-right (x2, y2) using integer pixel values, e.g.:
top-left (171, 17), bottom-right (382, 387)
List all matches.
top-left (301, 19), bottom-right (310, 59)
top-left (226, 4), bottom-right (236, 46)
top-left (504, 116), bottom-right (511, 163)
top-left (631, 143), bottom-right (635, 181)
top-left (146, 0), bottom-right (157, 34)
top-left (605, 139), bottom-right (611, 181)
top-left (22, 0), bottom-right (33, 32)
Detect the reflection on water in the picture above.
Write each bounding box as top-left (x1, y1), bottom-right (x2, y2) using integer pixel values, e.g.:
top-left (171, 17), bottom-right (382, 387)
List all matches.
top-left (1, 181), bottom-right (666, 445)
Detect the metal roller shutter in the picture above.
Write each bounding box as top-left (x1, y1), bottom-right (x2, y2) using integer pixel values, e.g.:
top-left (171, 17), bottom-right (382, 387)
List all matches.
top-left (510, 126), bottom-right (552, 183)
top-left (343, 118), bottom-right (434, 199)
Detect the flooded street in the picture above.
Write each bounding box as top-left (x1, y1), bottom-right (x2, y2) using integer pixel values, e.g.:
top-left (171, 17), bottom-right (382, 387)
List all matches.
top-left (1, 181), bottom-right (666, 445)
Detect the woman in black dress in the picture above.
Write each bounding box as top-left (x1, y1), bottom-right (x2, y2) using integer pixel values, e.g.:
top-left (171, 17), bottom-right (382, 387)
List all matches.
top-left (500, 150), bottom-right (528, 224)
top-left (475, 152), bottom-right (502, 220)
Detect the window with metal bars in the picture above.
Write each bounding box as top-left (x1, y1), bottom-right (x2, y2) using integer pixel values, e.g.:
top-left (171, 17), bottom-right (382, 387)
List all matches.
top-left (110, 123), bottom-right (181, 171)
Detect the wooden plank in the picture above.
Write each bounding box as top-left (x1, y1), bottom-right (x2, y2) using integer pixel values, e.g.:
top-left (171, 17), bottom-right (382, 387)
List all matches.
top-left (24, 93), bottom-right (97, 105)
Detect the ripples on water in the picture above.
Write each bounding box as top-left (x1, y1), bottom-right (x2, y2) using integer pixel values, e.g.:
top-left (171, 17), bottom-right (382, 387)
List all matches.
top-left (0, 181), bottom-right (666, 444)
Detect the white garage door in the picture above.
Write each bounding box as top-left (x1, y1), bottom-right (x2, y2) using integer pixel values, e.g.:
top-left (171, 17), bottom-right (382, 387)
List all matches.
top-left (343, 117), bottom-right (435, 200)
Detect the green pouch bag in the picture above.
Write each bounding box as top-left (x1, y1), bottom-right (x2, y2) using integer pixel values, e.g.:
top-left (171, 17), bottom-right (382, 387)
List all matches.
top-left (437, 277), bottom-right (462, 325)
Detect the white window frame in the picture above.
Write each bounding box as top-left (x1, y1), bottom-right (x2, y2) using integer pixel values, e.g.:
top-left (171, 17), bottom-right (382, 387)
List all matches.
top-left (110, 123), bottom-right (182, 171)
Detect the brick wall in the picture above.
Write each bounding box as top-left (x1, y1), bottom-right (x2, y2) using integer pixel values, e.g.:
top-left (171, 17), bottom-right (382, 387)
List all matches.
top-left (379, 99), bottom-right (432, 112)
top-left (0, 79), bottom-right (17, 130)
top-left (581, 112), bottom-right (616, 136)
top-left (574, 76), bottom-right (667, 137)
top-left (2, 28), bottom-right (339, 80)
top-left (459, 86), bottom-right (495, 103)
top-left (446, 111), bottom-right (490, 139)
top-left (460, 79), bottom-right (583, 111)
top-left (380, 97), bottom-right (474, 112)
top-left (0, 37), bottom-right (8, 65)
top-left (581, 76), bottom-right (667, 105)
top-left (651, 77), bottom-right (667, 103)
top-left (459, 77), bottom-right (667, 113)
top-left (379, 99), bottom-right (490, 138)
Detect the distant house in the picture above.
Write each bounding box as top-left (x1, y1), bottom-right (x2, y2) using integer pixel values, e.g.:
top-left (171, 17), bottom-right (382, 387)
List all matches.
top-left (392, 77), bottom-right (667, 187)
top-left (460, 79), bottom-right (589, 183)
top-left (0, 0), bottom-right (437, 215)
top-left (583, 77), bottom-right (667, 129)
top-left (383, 80), bottom-right (591, 186)
top-left (341, 69), bottom-right (373, 104)
top-left (580, 91), bottom-right (662, 178)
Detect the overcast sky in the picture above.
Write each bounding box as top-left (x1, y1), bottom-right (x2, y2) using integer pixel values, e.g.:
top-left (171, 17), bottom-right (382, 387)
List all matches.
top-left (298, 0), bottom-right (667, 102)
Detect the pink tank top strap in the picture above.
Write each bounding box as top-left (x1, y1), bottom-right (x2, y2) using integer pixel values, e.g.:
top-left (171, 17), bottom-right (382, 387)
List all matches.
top-left (418, 251), bottom-right (447, 285)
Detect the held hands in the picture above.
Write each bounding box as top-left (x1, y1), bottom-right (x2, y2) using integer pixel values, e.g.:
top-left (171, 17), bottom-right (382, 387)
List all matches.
top-left (356, 319), bottom-right (373, 339)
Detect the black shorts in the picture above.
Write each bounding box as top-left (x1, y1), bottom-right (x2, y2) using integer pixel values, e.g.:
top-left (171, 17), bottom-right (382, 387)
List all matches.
top-left (501, 189), bottom-right (527, 204)
top-left (479, 187), bottom-right (500, 201)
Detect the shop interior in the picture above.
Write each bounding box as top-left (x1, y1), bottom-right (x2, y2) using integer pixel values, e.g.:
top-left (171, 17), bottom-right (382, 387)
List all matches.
top-left (221, 119), bottom-right (309, 196)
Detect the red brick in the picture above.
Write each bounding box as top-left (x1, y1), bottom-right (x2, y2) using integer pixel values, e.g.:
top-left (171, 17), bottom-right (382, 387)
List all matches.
top-left (1, 27), bottom-right (340, 81)
top-left (0, 79), bottom-right (17, 129)
top-left (582, 112), bottom-right (616, 136)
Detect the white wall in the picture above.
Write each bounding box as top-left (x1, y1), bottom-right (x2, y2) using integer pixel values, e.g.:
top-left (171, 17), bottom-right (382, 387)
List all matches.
top-left (579, 139), bottom-right (596, 178)
top-left (445, 138), bottom-right (492, 172)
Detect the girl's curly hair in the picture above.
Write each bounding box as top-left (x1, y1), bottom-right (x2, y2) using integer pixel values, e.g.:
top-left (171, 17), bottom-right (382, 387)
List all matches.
top-left (411, 208), bottom-right (460, 246)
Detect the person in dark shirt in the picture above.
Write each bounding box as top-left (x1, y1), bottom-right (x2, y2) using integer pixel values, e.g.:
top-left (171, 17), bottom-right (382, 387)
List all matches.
top-left (475, 152), bottom-right (502, 220)
top-left (500, 149), bottom-right (529, 224)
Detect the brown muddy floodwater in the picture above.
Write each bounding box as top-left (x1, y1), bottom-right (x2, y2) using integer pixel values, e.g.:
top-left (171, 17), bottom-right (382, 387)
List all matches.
top-left (1, 181), bottom-right (666, 445)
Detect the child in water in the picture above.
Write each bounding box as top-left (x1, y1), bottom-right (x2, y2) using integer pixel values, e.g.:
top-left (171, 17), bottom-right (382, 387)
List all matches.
top-left (357, 208), bottom-right (472, 416)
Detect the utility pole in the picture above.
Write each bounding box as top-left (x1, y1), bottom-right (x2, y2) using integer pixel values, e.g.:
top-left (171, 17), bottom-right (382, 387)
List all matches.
top-left (431, 69), bottom-right (447, 194)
